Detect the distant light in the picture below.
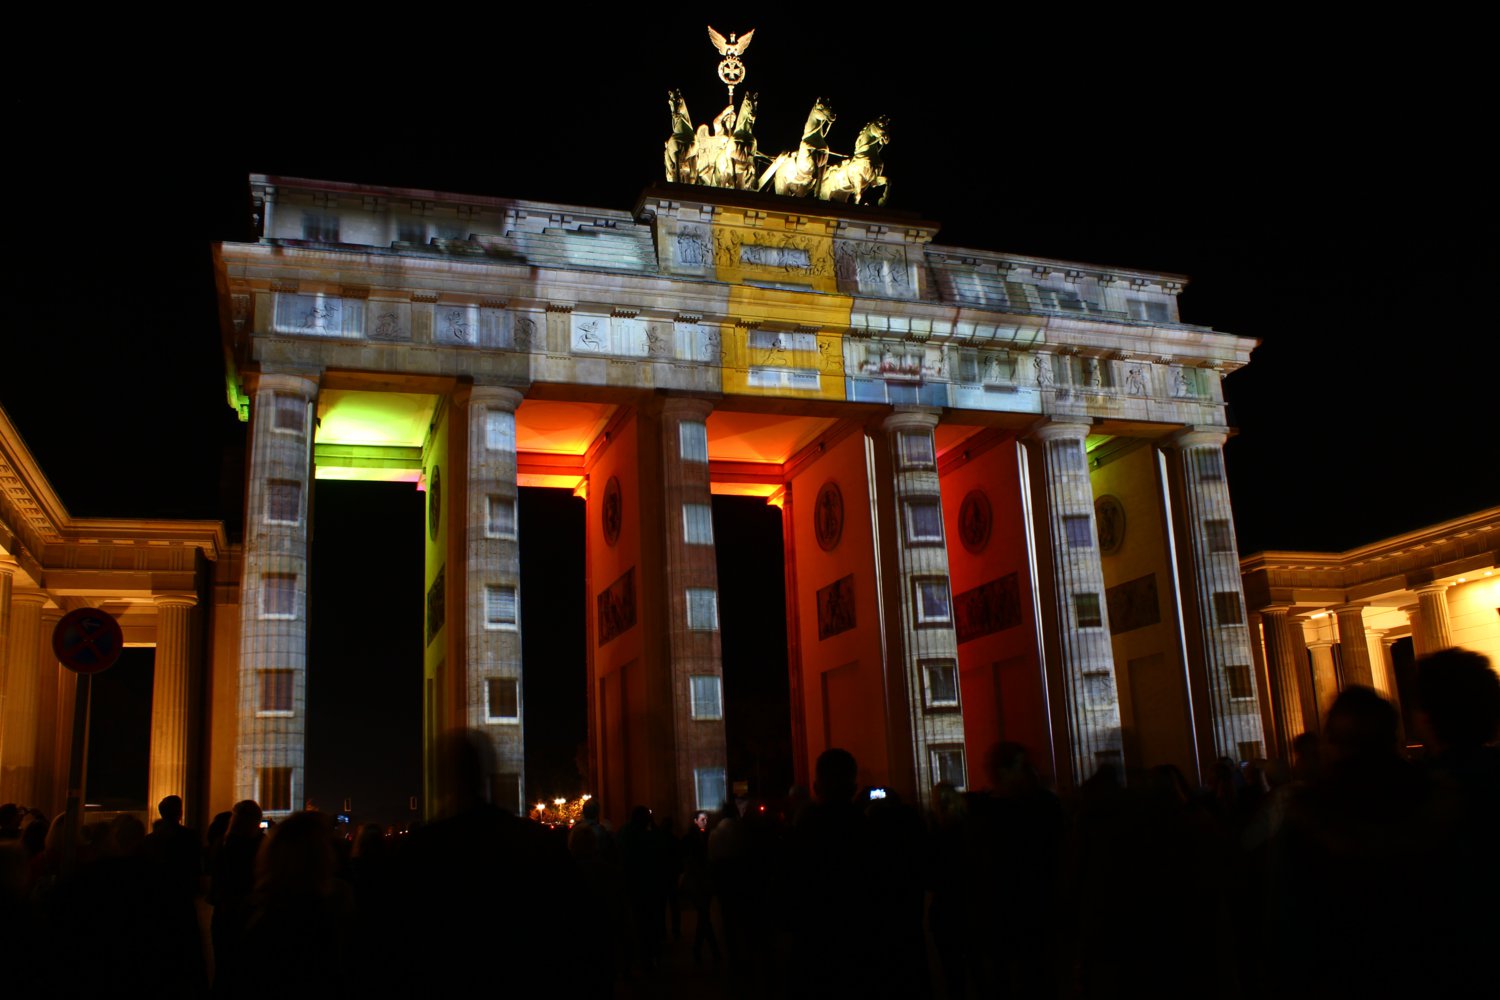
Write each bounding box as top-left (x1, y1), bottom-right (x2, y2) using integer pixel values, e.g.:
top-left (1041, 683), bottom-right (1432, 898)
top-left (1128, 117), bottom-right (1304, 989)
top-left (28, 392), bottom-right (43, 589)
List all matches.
top-left (1457, 577), bottom-right (1466, 583)
top-left (1486, 570), bottom-right (1494, 577)
top-left (1310, 612), bottom-right (1327, 619)
top-left (553, 797), bottom-right (566, 805)
top-left (581, 793), bottom-right (592, 801)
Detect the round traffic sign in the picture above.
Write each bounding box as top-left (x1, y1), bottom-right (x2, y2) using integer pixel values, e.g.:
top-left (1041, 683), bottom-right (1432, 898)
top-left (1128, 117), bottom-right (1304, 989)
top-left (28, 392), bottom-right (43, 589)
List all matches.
top-left (52, 608), bottom-right (124, 674)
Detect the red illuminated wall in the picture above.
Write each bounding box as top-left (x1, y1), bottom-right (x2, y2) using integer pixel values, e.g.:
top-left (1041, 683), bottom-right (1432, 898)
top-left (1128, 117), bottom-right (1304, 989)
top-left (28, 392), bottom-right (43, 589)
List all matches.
top-left (785, 429), bottom-right (891, 792)
top-left (938, 434), bottom-right (1051, 785)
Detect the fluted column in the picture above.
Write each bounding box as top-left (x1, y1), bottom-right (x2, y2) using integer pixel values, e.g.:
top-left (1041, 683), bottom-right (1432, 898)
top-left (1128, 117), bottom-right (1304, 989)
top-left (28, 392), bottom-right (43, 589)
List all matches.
top-left (462, 384), bottom-right (527, 813)
top-left (0, 593), bottom-right (48, 805)
top-left (0, 557), bottom-right (13, 724)
top-left (656, 396), bottom-right (728, 820)
top-left (1259, 606), bottom-right (1308, 753)
top-left (1365, 628), bottom-right (1398, 702)
top-left (1334, 604), bottom-right (1373, 688)
top-left (882, 409), bottom-right (966, 801)
top-left (237, 370), bottom-right (318, 813)
top-left (1029, 421), bottom-right (1123, 782)
top-left (1414, 584), bottom-right (1453, 653)
top-left (1399, 603), bottom-right (1424, 658)
top-left (1167, 428), bottom-right (1266, 760)
top-left (1306, 638), bottom-right (1339, 725)
top-left (148, 594), bottom-right (197, 815)
top-left (32, 607), bottom-right (62, 817)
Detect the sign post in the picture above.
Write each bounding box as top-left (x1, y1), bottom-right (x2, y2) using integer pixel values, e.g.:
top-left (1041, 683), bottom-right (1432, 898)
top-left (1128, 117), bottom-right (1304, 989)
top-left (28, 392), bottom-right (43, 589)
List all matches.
top-left (52, 607), bottom-right (124, 874)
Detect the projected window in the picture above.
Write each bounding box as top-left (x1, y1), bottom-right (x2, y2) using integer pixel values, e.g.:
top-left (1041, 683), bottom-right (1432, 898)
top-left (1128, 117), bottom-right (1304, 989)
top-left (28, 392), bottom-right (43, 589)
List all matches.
top-left (694, 767), bottom-right (726, 811)
top-left (898, 432), bottom-right (935, 469)
top-left (1194, 449), bottom-right (1224, 481)
top-left (690, 675), bottom-right (722, 719)
top-left (259, 767), bottom-right (293, 813)
top-left (258, 670), bottom-right (294, 715)
top-left (931, 747), bottom-right (967, 789)
top-left (486, 678), bottom-right (520, 721)
top-left (264, 480), bottom-right (301, 524)
top-left (914, 577), bottom-right (952, 625)
top-left (487, 496), bottom-right (517, 539)
top-left (683, 504), bottom-right (714, 545)
top-left (679, 421), bottom-right (709, 463)
top-left (272, 394), bottom-right (306, 434)
top-left (904, 501), bottom-right (944, 545)
top-left (923, 661), bottom-right (960, 710)
top-left (1075, 593), bottom-right (1103, 628)
top-left (1063, 514), bottom-right (1094, 548)
top-left (485, 585), bottom-right (518, 629)
top-left (1226, 665), bottom-right (1254, 700)
top-left (261, 574), bottom-right (297, 619)
top-left (1050, 439), bottom-right (1085, 471)
top-left (687, 589), bottom-right (719, 631)
top-left (485, 409), bottom-right (516, 452)
top-left (1213, 592), bottom-right (1244, 625)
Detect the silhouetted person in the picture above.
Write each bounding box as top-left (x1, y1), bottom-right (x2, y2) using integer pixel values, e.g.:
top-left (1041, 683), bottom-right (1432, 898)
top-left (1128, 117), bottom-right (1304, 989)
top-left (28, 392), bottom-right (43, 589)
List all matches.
top-left (210, 800), bottom-right (263, 995)
top-left (1415, 648), bottom-right (1500, 991)
top-left (1269, 685), bottom-right (1438, 997)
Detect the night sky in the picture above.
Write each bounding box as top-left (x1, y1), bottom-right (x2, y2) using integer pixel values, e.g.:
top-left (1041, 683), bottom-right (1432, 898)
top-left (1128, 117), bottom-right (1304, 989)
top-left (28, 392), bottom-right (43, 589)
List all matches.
top-left (7, 20), bottom-right (1491, 818)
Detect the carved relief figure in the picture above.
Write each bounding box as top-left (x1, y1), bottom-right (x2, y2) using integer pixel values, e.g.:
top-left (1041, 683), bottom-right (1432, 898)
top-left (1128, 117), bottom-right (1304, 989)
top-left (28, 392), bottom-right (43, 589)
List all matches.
top-left (373, 312), bottom-right (402, 339)
top-left (1034, 355), bottom-right (1055, 387)
top-left (1084, 358), bottom-right (1102, 388)
top-left (512, 316), bottom-right (535, 350)
top-left (576, 320), bottom-right (603, 351)
top-left (442, 309), bottom-right (470, 342)
top-left (1126, 366), bottom-right (1147, 395)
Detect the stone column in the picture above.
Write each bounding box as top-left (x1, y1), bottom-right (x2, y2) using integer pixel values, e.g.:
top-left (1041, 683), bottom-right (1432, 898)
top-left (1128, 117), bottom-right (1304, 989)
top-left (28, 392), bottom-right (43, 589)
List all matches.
top-left (32, 607), bottom-right (62, 817)
top-left (1306, 638), bottom-right (1340, 724)
top-left (1167, 429), bottom-right (1266, 760)
top-left (1414, 584), bottom-right (1453, 653)
top-left (1333, 604), bottom-right (1373, 688)
top-left (657, 396), bottom-right (728, 821)
top-left (148, 595), bottom-right (197, 815)
top-left (1259, 606), bottom-right (1309, 753)
top-left (1029, 421), bottom-right (1123, 783)
top-left (1399, 603), bottom-right (1424, 658)
top-left (0, 593), bottom-right (47, 805)
top-left (0, 556), bottom-right (13, 723)
top-left (882, 409), bottom-right (967, 801)
top-left (236, 370), bottom-right (318, 813)
top-left (461, 384), bottom-right (527, 813)
top-left (1365, 628), bottom-right (1398, 702)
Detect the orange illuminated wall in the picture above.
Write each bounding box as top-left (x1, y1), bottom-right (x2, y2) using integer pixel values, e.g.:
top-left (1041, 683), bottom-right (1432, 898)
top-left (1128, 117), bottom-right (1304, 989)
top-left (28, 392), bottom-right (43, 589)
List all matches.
top-left (1091, 443), bottom-right (1193, 778)
top-left (584, 411), bottom-right (660, 825)
top-left (939, 435), bottom-right (1051, 785)
top-left (785, 429), bottom-right (891, 792)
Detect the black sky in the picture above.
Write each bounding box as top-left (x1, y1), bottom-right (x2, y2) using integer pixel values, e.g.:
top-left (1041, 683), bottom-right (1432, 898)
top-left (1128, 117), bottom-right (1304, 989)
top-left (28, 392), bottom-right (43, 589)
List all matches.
top-left (6, 19), bottom-right (1493, 814)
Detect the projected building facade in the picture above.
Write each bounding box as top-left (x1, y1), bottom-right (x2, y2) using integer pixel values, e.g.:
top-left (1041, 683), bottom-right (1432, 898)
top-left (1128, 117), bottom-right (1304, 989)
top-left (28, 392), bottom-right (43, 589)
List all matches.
top-left (196, 173), bottom-right (1271, 824)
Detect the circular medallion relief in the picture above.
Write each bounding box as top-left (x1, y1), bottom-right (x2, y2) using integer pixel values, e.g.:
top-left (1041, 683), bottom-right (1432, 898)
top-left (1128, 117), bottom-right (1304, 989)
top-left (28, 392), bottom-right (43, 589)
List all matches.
top-left (959, 489), bottom-right (993, 554)
top-left (428, 465), bottom-right (442, 540)
top-left (602, 475), bottom-right (623, 547)
top-left (814, 480), bottom-right (844, 552)
top-left (1095, 494), bottom-right (1125, 555)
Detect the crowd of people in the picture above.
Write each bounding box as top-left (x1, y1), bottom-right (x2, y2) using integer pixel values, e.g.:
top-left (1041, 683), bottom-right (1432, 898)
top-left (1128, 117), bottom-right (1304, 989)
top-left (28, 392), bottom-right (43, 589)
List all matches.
top-left (2, 647), bottom-right (1495, 997)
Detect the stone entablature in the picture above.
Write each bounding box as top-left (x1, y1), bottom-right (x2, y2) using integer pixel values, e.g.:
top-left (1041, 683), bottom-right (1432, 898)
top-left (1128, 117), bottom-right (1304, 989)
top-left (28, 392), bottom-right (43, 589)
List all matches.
top-left (226, 176), bottom-right (1252, 431)
top-left (1, 408), bottom-right (226, 593)
top-left (1241, 507), bottom-right (1500, 610)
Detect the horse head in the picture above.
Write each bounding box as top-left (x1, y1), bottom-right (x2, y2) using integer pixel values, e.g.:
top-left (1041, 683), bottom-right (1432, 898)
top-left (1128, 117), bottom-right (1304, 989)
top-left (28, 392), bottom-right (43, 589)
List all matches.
top-left (855, 116), bottom-right (891, 158)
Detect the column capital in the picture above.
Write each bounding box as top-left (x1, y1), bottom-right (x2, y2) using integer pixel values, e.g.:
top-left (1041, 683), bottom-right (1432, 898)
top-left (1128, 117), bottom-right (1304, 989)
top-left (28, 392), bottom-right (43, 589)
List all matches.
top-left (1332, 603), bottom-right (1367, 616)
top-left (1026, 418), bottom-right (1092, 444)
top-left (248, 369), bottom-right (320, 397)
top-left (1305, 638), bottom-right (1336, 651)
top-left (460, 383), bottom-right (526, 412)
top-left (1257, 603), bottom-right (1295, 617)
top-left (881, 407), bottom-right (942, 434)
top-left (658, 394), bottom-right (717, 421)
top-left (1168, 425), bottom-right (1229, 450)
top-left (0, 554), bottom-right (18, 574)
top-left (154, 593), bottom-right (199, 610)
top-left (8, 591), bottom-right (50, 608)
top-left (1413, 582), bottom-right (1450, 598)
